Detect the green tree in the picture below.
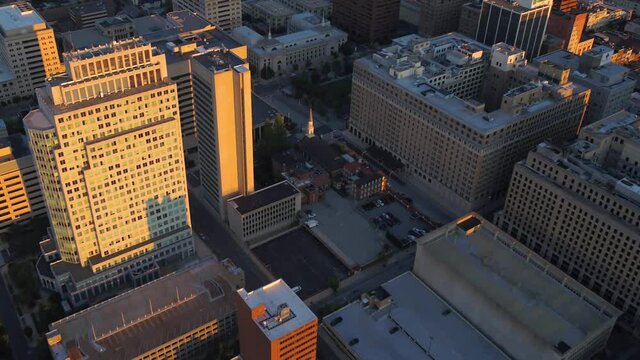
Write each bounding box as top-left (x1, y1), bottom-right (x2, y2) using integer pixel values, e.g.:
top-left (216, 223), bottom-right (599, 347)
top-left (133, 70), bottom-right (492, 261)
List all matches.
top-left (292, 63), bottom-right (299, 72)
top-left (260, 65), bottom-right (275, 80)
top-left (332, 59), bottom-right (342, 76)
top-left (340, 42), bottom-right (355, 57)
top-left (0, 323), bottom-right (10, 359)
top-left (254, 117), bottom-right (290, 186)
top-left (328, 277), bottom-right (340, 293)
top-left (321, 62), bottom-right (331, 76)
top-left (8, 261), bottom-right (39, 308)
top-left (310, 70), bottom-right (321, 84)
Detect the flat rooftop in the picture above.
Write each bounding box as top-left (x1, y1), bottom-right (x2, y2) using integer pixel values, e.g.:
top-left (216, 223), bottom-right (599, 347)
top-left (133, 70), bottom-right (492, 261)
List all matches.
top-left (48, 259), bottom-right (237, 360)
top-left (323, 272), bottom-right (509, 360)
top-left (0, 5), bottom-right (45, 33)
top-left (254, 0), bottom-right (296, 16)
top-left (192, 48), bottom-right (246, 72)
top-left (229, 181), bottom-right (299, 215)
top-left (237, 279), bottom-right (316, 341)
top-left (414, 214), bottom-right (620, 359)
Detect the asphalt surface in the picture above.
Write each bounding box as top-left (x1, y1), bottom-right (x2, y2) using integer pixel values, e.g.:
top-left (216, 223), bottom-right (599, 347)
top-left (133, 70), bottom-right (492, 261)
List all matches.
top-left (0, 274), bottom-right (32, 360)
top-left (188, 191), bottom-right (271, 291)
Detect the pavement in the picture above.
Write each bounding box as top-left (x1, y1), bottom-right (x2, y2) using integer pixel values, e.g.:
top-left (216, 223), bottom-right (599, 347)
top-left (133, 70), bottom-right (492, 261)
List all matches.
top-left (187, 190), bottom-right (273, 291)
top-left (0, 272), bottom-right (33, 360)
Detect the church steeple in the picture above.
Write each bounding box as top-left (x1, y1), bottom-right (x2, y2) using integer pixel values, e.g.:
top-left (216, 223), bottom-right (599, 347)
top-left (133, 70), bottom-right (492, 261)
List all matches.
top-left (307, 107), bottom-right (315, 137)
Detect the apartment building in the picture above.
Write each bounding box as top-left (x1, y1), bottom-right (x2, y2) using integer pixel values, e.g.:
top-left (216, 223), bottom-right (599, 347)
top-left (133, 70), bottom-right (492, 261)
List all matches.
top-left (0, 125), bottom-right (45, 231)
top-left (476, 0), bottom-right (552, 59)
top-left (412, 214), bottom-right (620, 359)
top-left (332, 0), bottom-right (400, 44)
top-left (0, 4), bottom-right (63, 105)
top-left (349, 33), bottom-right (591, 213)
top-left (191, 48), bottom-right (255, 217)
top-left (172, 0), bottom-right (242, 30)
top-left (420, 0), bottom-right (467, 37)
top-left (227, 181), bottom-right (301, 245)
top-left (47, 258), bottom-right (244, 360)
top-left (231, 13), bottom-right (346, 78)
top-left (495, 110), bottom-right (640, 328)
top-left (236, 279), bottom-right (318, 360)
top-left (535, 46), bottom-right (636, 125)
top-left (27, 39), bottom-right (195, 307)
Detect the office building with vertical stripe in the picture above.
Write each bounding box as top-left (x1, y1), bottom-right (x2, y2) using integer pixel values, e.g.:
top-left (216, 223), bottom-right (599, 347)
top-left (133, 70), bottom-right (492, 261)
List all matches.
top-left (475, 0), bottom-right (551, 59)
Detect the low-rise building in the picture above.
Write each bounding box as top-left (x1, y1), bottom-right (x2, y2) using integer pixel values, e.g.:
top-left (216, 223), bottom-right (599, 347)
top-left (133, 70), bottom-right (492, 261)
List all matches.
top-left (46, 258), bottom-right (244, 360)
top-left (243, 0), bottom-right (296, 31)
top-left (584, 3), bottom-right (631, 31)
top-left (69, 1), bottom-right (109, 29)
top-left (236, 279), bottom-right (318, 360)
top-left (231, 13), bottom-right (346, 78)
top-left (227, 181), bottom-right (302, 245)
top-left (274, 0), bottom-right (331, 17)
top-left (535, 46), bottom-right (636, 124)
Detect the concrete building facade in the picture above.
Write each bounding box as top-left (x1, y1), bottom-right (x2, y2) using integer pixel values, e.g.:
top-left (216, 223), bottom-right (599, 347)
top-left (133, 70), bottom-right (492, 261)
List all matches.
top-left (172, 0), bottom-right (242, 30)
top-left (495, 111), bottom-right (640, 329)
top-left (476, 0), bottom-right (552, 59)
top-left (349, 33), bottom-right (591, 214)
top-left (544, 10), bottom-right (593, 55)
top-left (69, 1), bottom-right (109, 29)
top-left (27, 39), bottom-right (195, 306)
top-left (0, 4), bottom-right (64, 105)
top-left (236, 279), bottom-right (318, 360)
top-left (458, 1), bottom-right (483, 38)
top-left (420, 0), bottom-right (467, 37)
top-left (191, 48), bottom-right (255, 217)
top-left (242, 0), bottom-right (296, 31)
top-left (274, 0), bottom-right (331, 17)
top-left (332, 0), bottom-right (400, 44)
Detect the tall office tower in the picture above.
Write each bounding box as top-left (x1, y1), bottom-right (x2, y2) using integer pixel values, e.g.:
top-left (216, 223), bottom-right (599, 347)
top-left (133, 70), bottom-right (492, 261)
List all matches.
top-left (349, 33), bottom-right (591, 214)
top-left (495, 111), bottom-right (640, 328)
top-left (553, 0), bottom-right (578, 12)
top-left (535, 46), bottom-right (636, 125)
top-left (476, 0), bottom-right (551, 59)
top-left (458, 0), bottom-right (483, 38)
top-left (0, 122), bottom-right (45, 231)
top-left (191, 49), bottom-right (254, 217)
top-left (172, 0), bottom-right (242, 30)
top-left (544, 10), bottom-right (593, 55)
top-left (0, 4), bottom-right (64, 105)
top-left (419, 0), bottom-right (467, 36)
top-left (26, 39), bottom-right (194, 307)
top-left (481, 42), bottom-right (527, 111)
top-left (236, 279), bottom-right (318, 360)
top-left (332, 0), bottom-right (400, 44)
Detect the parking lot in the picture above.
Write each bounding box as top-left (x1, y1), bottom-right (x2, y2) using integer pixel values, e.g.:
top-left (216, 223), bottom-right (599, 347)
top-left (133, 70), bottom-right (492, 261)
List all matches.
top-left (253, 228), bottom-right (349, 299)
top-left (306, 190), bottom-right (387, 267)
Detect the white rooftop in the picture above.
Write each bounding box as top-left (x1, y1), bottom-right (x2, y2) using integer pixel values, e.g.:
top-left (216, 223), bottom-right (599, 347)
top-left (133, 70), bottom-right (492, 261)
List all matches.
top-left (0, 5), bottom-right (45, 33)
top-left (237, 279), bottom-right (316, 341)
top-left (323, 272), bottom-right (509, 360)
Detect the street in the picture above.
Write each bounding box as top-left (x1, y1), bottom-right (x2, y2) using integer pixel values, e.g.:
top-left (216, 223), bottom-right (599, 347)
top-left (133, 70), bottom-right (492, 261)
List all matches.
top-left (188, 191), bottom-right (271, 291)
top-left (0, 273), bottom-right (32, 360)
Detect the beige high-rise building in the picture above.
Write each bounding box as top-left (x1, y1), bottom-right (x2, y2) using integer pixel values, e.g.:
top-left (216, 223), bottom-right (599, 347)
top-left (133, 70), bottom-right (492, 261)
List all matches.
top-left (27, 39), bottom-right (194, 306)
top-left (192, 48), bottom-right (254, 217)
top-left (0, 4), bottom-right (63, 105)
top-left (349, 33), bottom-right (591, 214)
top-left (495, 110), bottom-right (640, 330)
top-left (172, 0), bottom-right (242, 30)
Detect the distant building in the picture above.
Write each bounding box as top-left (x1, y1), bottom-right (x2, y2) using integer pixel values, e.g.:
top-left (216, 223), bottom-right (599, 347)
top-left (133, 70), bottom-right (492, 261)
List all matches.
top-left (191, 48), bottom-right (255, 217)
top-left (411, 214), bottom-right (620, 359)
top-left (583, 3), bottom-right (631, 31)
top-left (349, 33), bottom-right (591, 213)
top-left (242, 0), bottom-right (296, 31)
top-left (231, 13), bottom-right (347, 78)
top-left (544, 10), bottom-right (593, 55)
top-left (419, 0), bottom-right (467, 37)
top-left (399, 0), bottom-right (422, 26)
top-left (0, 4), bottom-right (64, 105)
top-left (351, 173), bottom-right (386, 200)
top-left (172, 0), bottom-right (242, 30)
top-left (458, 1), bottom-right (482, 38)
top-left (553, 0), bottom-right (578, 12)
top-left (535, 46), bottom-right (636, 124)
top-left (332, 0), bottom-right (400, 44)
top-left (29, 39), bottom-right (194, 307)
top-left (236, 279), bottom-right (318, 360)
top-left (274, 0), bottom-right (332, 17)
top-left (476, 0), bottom-right (551, 58)
top-left (69, 1), bottom-right (109, 29)
top-left (495, 111), bottom-right (640, 329)
top-left (227, 181), bottom-right (302, 245)
top-left (46, 258), bottom-right (244, 360)
top-left (0, 125), bottom-right (44, 231)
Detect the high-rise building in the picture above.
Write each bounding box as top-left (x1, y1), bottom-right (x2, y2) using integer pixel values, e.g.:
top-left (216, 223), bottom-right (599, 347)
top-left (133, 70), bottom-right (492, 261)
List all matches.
top-left (535, 46), bottom-right (636, 125)
top-left (495, 110), bottom-right (640, 328)
top-left (543, 10), bottom-right (593, 55)
top-left (236, 279), bottom-right (318, 360)
top-left (349, 33), bottom-right (591, 214)
top-left (191, 48), bottom-right (254, 217)
top-left (0, 122), bottom-right (45, 231)
top-left (420, 0), bottom-right (467, 36)
top-left (172, 0), bottom-right (242, 30)
top-left (69, 1), bottom-right (109, 29)
top-left (458, 0), bottom-right (483, 38)
top-left (475, 0), bottom-right (551, 59)
top-left (0, 4), bottom-right (64, 105)
top-left (332, 0), bottom-right (400, 44)
top-left (27, 39), bottom-right (194, 307)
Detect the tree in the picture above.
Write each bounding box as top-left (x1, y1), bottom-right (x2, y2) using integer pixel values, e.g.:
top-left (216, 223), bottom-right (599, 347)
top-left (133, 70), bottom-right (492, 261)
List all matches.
top-left (23, 326), bottom-right (33, 339)
top-left (332, 59), bottom-right (342, 76)
top-left (340, 42), bottom-right (355, 57)
top-left (310, 70), bottom-right (321, 84)
top-left (321, 62), bottom-right (331, 76)
top-left (328, 277), bottom-right (340, 293)
top-left (8, 261), bottom-right (39, 308)
top-left (254, 117), bottom-right (290, 186)
top-left (292, 63), bottom-right (299, 72)
top-left (260, 65), bottom-right (275, 80)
